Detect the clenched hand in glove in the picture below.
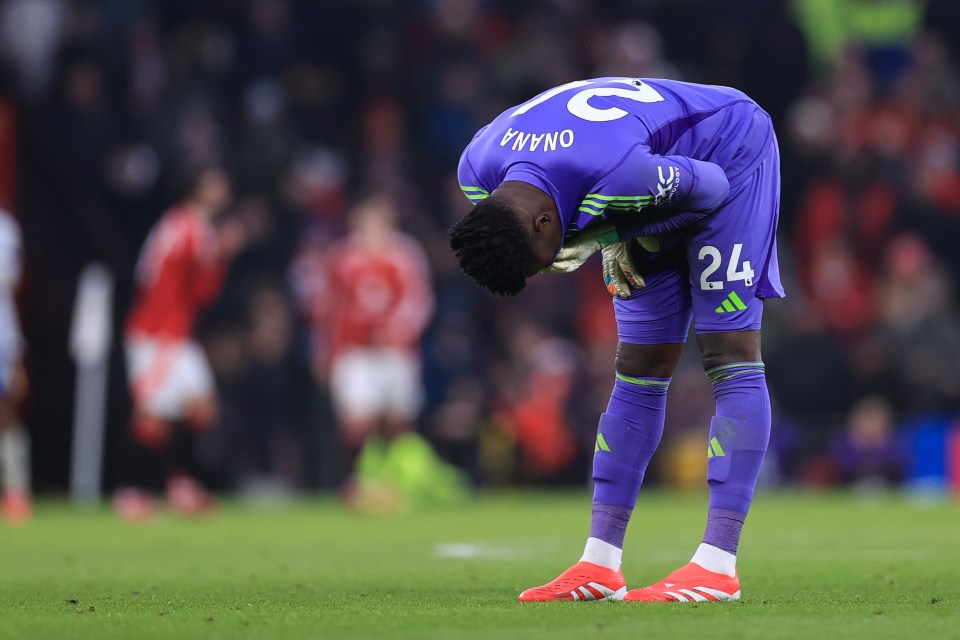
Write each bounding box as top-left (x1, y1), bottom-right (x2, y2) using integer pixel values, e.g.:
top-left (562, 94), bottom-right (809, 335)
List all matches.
top-left (601, 236), bottom-right (661, 297)
top-left (542, 222), bottom-right (660, 298)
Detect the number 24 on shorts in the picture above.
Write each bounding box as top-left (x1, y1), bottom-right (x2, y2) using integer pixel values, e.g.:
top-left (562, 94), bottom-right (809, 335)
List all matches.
top-left (698, 243), bottom-right (754, 290)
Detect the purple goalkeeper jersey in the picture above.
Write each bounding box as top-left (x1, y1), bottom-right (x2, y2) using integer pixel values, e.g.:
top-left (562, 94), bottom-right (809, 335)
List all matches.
top-left (458, 77), bottom-right (774, 241)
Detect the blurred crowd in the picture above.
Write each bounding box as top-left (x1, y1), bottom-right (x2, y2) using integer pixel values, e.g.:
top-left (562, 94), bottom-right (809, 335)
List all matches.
top-left (1, 0), bottom-right (959, 497)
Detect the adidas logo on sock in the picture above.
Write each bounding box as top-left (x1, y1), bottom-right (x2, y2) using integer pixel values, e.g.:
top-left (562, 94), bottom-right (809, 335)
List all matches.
top-left (707, 437), bottom-right (725, 459)
top-left (714, 291), bottom-right (748, 314)
top-left (595, 433), bottom-right (611, 453)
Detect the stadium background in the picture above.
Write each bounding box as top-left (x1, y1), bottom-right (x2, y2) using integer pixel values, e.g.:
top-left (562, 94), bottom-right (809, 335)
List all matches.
top-left (2, 0), bottom-right (960, 497)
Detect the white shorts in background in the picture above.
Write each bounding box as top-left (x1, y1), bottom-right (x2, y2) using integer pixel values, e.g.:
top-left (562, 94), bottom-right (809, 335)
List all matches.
top-left (330, 348), bottom-right (423, 422)
top-left (125, 335), bottom-right (215, 420)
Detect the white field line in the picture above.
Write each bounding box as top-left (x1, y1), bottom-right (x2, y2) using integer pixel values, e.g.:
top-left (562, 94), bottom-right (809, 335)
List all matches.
top-left (432, 542), bottom-right (551, 560)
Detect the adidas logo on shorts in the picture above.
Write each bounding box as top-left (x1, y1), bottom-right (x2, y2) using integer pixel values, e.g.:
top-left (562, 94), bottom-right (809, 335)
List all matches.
top-left (714, 291), bottom-right (748, 314)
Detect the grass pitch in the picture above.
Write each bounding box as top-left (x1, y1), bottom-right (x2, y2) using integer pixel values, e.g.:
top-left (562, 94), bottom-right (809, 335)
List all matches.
top-left (0, 491), bottom-right (957, 639)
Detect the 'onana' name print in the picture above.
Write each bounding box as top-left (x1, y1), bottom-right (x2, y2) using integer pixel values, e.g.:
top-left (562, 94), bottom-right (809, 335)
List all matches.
top-left (499, 128), bottom-right (574, 152)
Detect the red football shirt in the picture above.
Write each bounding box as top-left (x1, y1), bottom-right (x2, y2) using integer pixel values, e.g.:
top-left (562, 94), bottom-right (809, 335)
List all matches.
top-left (316, 232), bottom-right (434, 355)
top-left (126, 204), bottom-right (226, 340)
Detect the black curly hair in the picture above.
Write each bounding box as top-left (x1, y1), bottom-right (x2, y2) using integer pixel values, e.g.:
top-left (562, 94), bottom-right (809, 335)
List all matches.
top-left (448, 198), bottom-right (535, 296)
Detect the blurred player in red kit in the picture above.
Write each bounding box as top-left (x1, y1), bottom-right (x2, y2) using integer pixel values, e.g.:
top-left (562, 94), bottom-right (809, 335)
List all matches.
top-left (0, 208), bottom-right (30, 524)
top-left (307, 196), bottom-right (434, 485)
top-left (115, 166), bottom-right (245, 521)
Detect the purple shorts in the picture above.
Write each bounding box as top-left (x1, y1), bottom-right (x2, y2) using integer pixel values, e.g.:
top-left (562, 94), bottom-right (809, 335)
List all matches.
top-left (614, 134), bottom-right (784, 344)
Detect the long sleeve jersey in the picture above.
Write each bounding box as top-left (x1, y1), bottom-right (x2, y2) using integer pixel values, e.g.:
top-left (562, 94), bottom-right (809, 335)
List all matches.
top-left (458, 77), bottom-right (773, 242)
top-left (126, 204), bottom-right (227, 340)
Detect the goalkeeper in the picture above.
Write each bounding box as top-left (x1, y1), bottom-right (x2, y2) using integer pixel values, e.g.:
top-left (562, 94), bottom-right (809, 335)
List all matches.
top-left (449, 77), bottom-right (783, 603)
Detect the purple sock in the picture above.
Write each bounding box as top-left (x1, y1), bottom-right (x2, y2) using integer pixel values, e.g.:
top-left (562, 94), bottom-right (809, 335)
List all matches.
top-left (702, 362), bottom-right (771, 555)
top-left (590, 501), bottom-right (633, 546)
top-left (702, 508), bottom-right (745, 554)
top-left (590, 374), bottom-right (670, 548)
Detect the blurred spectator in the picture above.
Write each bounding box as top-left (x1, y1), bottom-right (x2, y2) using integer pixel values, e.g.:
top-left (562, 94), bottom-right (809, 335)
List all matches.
top-left (0, 0), bottom-right (66, 101)
top-left (226, 283), bottom-right (313, 494)
top-left (829, 396), bottom-right (908, 487)
top-left (872, 233), bottom-right (960, 412)
top-left (792, 0), bottom-right (923, 83)
top-left (491, 324), bottom-right (583, 483)
top-left (117, 165), bottom-right (245, 519)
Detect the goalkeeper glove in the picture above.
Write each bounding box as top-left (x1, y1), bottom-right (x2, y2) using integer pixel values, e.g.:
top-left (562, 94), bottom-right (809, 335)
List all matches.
top-left (601, 236), bottom-right (661, 298)
top-left (540, 222), bottom-right (619, 274)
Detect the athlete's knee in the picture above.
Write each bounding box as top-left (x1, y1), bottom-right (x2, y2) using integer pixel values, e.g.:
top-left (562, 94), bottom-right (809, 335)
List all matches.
top-left (0, 398), bottom-right (16, 428)
top-left (615, 342), bottom-right (683, 379)
top-left (185, 396), bottom-right (219, 432)
top-left (339, 417), bottom-right (376, 449)
top-left (696, 330), bottom-right (762, 372)
top-left (131, 411), bottom-right (171, 450)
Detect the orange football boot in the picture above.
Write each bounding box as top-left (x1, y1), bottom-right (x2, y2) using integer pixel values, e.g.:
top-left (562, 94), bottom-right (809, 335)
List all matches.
top-left (2, 490), bottom-right (32, 525)
top-left (112, 487), bottom-right (156, 523)
top-left (624, 562), bottom-right (740, 602)
top-left (518, 561), bottom-right (626, 602)
top-left (166, 475), bottom-right (215, 516)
